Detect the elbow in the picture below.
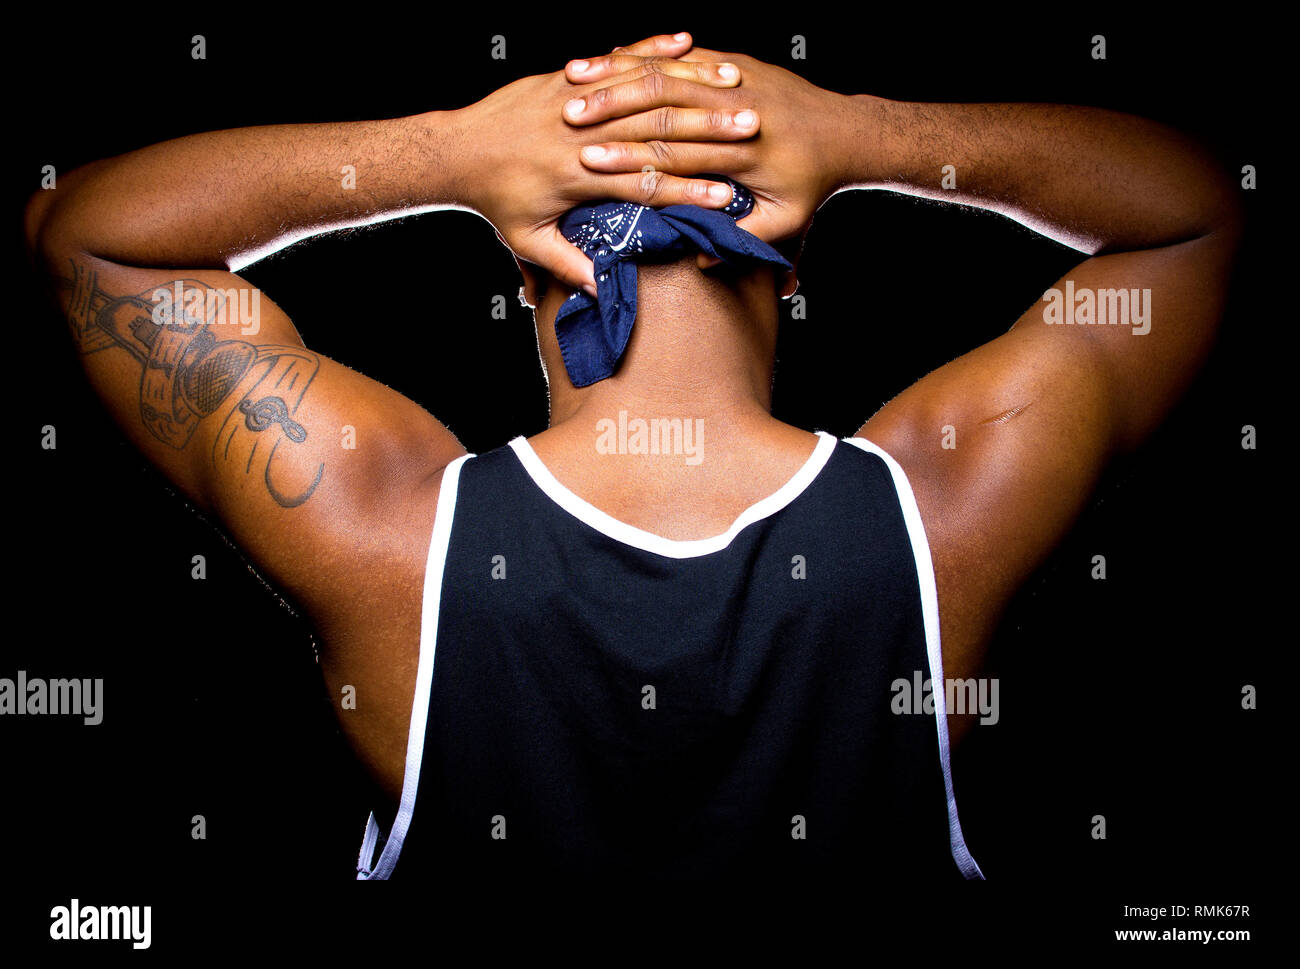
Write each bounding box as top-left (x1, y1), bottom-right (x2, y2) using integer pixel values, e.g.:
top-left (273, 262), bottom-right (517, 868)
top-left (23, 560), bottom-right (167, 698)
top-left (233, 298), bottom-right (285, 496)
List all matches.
top-left (1197, 163), bottom-right (1247, 249)
top-left (23, 160), bottom-right (105, 265)
top-left (23, 186), bottom-right (56, 260)
top-left (22, 184), bottom-right (80, 271)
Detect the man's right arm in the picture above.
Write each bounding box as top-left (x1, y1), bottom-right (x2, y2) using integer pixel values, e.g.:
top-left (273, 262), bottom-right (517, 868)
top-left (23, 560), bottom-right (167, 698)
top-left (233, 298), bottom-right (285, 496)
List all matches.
top-left (844, 98), bottom-right (1243, 697)
top-left (514, 50), bottom-right (1243, 716)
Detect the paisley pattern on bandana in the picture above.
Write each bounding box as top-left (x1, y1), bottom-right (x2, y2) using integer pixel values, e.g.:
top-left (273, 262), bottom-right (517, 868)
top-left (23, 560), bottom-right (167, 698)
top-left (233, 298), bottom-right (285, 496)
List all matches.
top-left (554, 175), bottom-right (791, 388)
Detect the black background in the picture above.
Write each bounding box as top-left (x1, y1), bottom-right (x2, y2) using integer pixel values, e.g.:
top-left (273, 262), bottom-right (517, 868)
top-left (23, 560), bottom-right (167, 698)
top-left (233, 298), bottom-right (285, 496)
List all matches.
top-left (5, 9), bottom-right (1282, 955)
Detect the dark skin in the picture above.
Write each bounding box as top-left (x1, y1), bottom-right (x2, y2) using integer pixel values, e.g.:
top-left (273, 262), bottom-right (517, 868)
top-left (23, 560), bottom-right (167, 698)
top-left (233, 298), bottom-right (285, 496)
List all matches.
top-left (25, 33), bottom-right (752, 816)
top-left (559, 43), bottom-right (1242, 733)
top-left (25, 33), bottom-right (1242, 835)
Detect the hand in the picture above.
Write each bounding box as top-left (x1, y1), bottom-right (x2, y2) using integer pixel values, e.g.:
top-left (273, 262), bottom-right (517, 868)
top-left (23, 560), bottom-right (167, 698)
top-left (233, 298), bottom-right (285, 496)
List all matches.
top-left (452, 33), bottom-right (762, 295)
top-left (562, 44), bottom-right (861, 249)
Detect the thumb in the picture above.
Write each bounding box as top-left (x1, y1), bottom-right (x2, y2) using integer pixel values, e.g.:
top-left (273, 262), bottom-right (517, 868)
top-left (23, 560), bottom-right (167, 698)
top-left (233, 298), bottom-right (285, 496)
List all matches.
top-left (733, 206), bottom-right (789, 246)
top-left (520, 228), bottom-right (598, 298)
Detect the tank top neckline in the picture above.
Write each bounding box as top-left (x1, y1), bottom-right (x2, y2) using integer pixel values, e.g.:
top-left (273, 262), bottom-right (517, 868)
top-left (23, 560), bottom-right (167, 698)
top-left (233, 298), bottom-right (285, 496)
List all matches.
top-left (505, 430), bottom-right (838, 559)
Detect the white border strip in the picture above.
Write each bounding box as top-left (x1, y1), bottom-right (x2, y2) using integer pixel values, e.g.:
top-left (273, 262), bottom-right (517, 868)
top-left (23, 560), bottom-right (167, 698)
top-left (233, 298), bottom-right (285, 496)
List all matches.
top-left (357, 453), bottom-right (473, 880)
top-left (843, 436), bottom-right (984, 880)
top-left (507, 431), bottom-right (837, 559)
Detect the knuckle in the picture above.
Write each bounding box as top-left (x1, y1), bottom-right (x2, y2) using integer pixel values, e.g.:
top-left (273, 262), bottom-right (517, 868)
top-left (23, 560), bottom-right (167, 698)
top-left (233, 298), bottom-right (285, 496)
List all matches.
top-left (587, 84), bottom-right (613, 112)
top-left (645, 140), bottom-right (673, 167)
top-left (654, 105), bottom-right (678, 139)
top-left (640, 69), bottom-right (667, 101)
top-left (680, 177), bottom-right (708, 202)
top-left (707, 108), bottom-right (733, 133)
top-left (638, 168), bottom-right (665, 201)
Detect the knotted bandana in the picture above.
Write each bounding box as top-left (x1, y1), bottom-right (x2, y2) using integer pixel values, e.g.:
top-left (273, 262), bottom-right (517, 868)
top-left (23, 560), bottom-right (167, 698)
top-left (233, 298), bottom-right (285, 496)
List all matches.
top-left (554, 175), bottom-right (791, 387)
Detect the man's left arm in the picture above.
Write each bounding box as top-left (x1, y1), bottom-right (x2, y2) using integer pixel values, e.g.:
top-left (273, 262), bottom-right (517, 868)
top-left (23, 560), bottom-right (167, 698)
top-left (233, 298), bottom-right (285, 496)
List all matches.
top-left (24, 44), bottom-right (766, 799)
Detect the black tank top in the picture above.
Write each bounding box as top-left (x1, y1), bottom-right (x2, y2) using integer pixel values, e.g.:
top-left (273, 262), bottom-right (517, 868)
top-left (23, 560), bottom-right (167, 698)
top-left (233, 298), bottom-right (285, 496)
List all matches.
top-left (356, 431), bottom-right (982, 885)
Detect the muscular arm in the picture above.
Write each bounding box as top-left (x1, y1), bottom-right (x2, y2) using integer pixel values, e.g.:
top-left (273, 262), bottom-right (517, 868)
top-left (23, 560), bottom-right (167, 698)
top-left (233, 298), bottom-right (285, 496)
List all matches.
top-left (847, 98), bottom-right (1239, 257)
top-left (28, 114), bottom-right (468, 272)
top-left (27, 251), bottom-right (455, 804)
top-left (22, 108), bottom-right (486, 627)
top-left (23, 106), bottom-right (482, 526)
top-left (25, 107), bottom-right (473, 808)
top-left (846, 98), bottom-right (1243, 719)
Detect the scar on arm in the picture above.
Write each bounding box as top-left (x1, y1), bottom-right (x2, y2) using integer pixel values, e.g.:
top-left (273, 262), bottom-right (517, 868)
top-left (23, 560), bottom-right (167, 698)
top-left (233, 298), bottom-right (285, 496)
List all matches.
top-left (978, 402), bottom-right (1032, 426)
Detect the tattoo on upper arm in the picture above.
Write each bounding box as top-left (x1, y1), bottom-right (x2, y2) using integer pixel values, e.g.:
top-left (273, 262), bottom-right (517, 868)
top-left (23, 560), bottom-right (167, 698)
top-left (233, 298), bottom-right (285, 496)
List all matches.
top-left (55, 259), bottom-right (324, 508)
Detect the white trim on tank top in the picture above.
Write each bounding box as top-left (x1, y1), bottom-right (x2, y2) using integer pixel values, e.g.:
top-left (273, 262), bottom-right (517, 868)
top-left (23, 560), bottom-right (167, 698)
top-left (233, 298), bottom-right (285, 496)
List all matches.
top-left (842, 435), bottom-right (985, 880)
top-left (506, 429), bottom-right (837, 559)
top-left (356, 451), bottom-right (473, 880)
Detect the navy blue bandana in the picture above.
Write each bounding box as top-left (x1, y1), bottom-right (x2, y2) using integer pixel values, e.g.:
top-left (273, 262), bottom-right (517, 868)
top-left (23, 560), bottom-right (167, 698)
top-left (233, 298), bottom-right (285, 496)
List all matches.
top-left (554, 175), bottom-right (791, 387)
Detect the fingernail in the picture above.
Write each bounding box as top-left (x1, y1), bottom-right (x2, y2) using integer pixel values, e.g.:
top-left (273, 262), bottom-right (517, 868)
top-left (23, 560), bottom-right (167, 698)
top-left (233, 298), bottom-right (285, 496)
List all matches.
top-left (674, 32), bottom-right (689, 41)
top-left (566, 99), bottom-right (587, 119)
top-left (708, 183), bottom-right (732, 202)
top-left (571, 59), bottom-right (589, 74)
top-left (734, 110), bottom-right (757, 128)
top-left (582, 145), bottom-right (607, 161)
top-left (718, 64), bottom-right (739, 81)
top-left (583, 283), bottom-right (598, 297)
